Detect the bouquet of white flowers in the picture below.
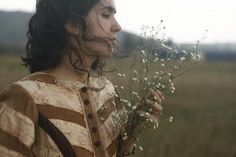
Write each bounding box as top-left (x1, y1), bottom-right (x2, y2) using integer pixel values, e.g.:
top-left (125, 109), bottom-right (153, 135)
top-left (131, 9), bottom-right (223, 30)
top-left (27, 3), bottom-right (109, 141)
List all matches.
top-left (112, 22), bottom-right (207, 156)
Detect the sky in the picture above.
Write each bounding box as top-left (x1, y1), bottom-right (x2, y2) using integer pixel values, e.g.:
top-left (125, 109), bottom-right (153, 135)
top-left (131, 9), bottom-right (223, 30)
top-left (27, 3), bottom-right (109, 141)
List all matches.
top-left (0, 0), bottom-right (236, 44)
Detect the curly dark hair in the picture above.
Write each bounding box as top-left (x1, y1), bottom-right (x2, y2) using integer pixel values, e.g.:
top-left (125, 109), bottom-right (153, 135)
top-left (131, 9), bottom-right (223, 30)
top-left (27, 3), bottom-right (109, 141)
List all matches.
top-left (22, 0), bottom-right (115, 74)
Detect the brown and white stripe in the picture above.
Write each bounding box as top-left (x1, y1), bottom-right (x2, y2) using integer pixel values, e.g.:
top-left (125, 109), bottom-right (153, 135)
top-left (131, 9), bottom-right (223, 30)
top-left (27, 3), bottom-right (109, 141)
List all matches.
top-left (0, 73), bottom-right (125, 157)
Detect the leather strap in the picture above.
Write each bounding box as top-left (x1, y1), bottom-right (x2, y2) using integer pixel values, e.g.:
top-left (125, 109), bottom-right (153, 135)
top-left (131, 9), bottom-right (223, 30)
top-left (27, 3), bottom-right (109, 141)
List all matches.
top-left (22, 73), bottom-right (76, 156)
top-left (38, 111), bottom-right (76, 157)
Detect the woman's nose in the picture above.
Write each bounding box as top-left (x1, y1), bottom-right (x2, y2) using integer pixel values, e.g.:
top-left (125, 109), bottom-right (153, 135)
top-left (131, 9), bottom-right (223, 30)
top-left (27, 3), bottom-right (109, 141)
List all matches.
top-left (112, 18), bottom-right (121, 33)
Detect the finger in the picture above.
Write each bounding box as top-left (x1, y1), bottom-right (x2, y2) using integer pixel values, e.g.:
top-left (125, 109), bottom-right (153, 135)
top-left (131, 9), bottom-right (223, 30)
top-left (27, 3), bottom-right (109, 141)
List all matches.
top-left (136, 111), bottom-right (157, 123)
top-left (145, 99), bottom-right (155, 107)
top-left (156, 90), bottom-right (165, 101)
top-left (136, 111), bottom-right (152, 119)
top-left (145, 100), bottom-right (163, 115)
top-left (152, 102), bottom-right (163, 113)
top-left (149, 90), bottom-right (162, 104)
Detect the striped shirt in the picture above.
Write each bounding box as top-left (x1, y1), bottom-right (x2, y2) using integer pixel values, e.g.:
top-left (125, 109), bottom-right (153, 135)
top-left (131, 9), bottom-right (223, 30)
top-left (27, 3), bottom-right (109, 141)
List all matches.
top-left (0, 72), bottom-right (127, 157)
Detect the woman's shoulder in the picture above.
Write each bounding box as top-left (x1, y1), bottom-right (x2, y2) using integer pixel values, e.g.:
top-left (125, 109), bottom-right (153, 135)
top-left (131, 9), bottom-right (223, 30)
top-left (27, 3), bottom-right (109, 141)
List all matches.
top-left (1, 72), bottom-right (83, 117)
top-left (90, 75), bottom-right (115, 91)
top-left (0, 75), bottom-right (39, 125)
top-left (0, 79), bottom-right (34, 102)
top-left (0, 72), bottom-right (68, 106)
top-left (0, 72), bottom-right (56, 97)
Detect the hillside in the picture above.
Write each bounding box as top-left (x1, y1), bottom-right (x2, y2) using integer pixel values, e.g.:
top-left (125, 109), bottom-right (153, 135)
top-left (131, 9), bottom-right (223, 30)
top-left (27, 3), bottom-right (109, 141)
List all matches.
top-left (0, 10), bottom-right (235, 58)
top-left (0, 11), bottom-right (32, 45)
top-left (0, 10), bottom-right (139, 54)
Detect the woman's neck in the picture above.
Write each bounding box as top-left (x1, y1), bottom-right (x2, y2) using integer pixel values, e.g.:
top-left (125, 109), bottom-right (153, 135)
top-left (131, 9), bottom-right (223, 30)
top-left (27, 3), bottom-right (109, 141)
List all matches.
top-left (47, 54), bottom-right (97, 83)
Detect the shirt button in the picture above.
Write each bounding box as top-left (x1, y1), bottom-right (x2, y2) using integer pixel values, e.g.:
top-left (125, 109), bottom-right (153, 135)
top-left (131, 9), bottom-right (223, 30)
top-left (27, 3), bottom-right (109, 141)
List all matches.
top-left (91, 127), bottom-right (97, 133)
top-left (94, 141), bottom-right (100, 147)
top-left (81, 87), bottom-right (87, 93)
top-left (88, 113), bottom-right (93, 119)
top-left (84, 99), bottom-right (90, 105)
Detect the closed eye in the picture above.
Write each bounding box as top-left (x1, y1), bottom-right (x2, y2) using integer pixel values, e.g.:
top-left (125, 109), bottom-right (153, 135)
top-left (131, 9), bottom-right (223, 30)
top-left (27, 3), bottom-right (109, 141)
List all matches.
top-left (102, 14), bottom-right (111, 19)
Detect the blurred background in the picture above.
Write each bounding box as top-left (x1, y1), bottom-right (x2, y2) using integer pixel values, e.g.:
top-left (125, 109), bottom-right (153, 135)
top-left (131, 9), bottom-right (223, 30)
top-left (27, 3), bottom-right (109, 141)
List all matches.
top-left (0, 0), bottom-right (235, 157)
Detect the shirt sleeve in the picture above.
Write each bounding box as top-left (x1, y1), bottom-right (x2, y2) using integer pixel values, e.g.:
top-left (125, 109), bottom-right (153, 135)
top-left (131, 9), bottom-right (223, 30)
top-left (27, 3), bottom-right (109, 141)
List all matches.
top-left (0, 84), bottom-right (38, 157)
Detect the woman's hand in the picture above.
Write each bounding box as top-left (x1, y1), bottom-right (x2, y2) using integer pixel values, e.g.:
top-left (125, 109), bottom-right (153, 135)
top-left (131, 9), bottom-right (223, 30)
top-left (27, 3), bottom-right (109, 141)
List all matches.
top-left (136, 89), bottom-right (165, 126)
top-left (120, 90), bottom-right (165, 156)
top-left (147, 89), bottom-right (165, 120)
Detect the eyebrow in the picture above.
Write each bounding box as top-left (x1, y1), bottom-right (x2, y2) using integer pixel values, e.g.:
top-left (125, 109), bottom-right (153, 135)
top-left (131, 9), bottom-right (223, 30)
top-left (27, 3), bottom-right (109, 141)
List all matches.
top-left (100, 6), bottom-right (117, 14)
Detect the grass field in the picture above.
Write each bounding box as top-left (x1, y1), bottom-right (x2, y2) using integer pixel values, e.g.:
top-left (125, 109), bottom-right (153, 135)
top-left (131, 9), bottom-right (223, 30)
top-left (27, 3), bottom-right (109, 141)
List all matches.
top-left (0, 54), bottom-right (28, 91)
top-left (0, 55), bottom-right (236, 157)
top-left (134, 61), bottom-right (236, 157)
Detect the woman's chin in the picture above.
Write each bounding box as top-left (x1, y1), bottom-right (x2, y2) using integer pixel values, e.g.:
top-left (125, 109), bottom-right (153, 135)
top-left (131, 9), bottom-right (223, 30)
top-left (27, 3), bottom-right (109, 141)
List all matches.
top-left (96, 48), bottom-right (112, 57)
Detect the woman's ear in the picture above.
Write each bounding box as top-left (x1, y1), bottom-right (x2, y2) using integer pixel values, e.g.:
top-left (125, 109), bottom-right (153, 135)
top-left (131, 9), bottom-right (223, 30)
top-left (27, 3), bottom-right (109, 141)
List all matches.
top-left (65, 22), bottom-right (80, 35)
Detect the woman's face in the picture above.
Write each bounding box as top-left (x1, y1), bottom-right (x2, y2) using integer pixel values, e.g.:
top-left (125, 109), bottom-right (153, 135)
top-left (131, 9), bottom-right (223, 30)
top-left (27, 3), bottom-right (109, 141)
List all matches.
top-left (83, 0), bottom-right (121, 57)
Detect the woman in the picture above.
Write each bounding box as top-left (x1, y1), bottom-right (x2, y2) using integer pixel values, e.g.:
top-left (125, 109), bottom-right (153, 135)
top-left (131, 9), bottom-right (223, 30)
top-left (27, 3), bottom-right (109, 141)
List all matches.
top-left (0, 0), bottom-right (164, 156)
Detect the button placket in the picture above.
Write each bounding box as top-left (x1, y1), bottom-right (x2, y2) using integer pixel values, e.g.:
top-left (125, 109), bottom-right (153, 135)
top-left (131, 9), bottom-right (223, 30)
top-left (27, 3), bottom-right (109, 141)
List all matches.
top-left (94, 141), bottom-right (101, 147)
top-left (84, 99), bottom-right (90, 105)
top-left (91, 127), bottom-right (97, 133)
top-left (87, 113), bottom-right (93, 119)
top-left (79, 87), bottom-right (106, 157)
